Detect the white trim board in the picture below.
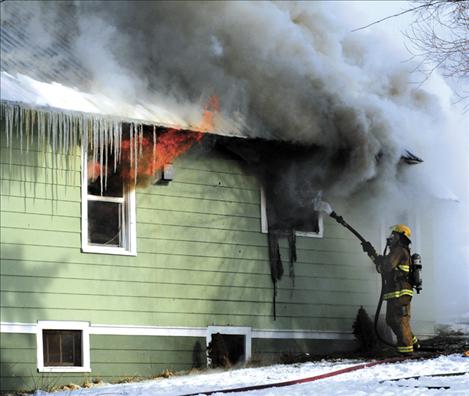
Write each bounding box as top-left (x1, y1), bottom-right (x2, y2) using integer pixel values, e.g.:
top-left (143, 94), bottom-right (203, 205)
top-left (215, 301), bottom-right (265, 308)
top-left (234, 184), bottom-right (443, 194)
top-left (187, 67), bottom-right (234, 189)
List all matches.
top-left (1, 322), bottom-right (353, 340)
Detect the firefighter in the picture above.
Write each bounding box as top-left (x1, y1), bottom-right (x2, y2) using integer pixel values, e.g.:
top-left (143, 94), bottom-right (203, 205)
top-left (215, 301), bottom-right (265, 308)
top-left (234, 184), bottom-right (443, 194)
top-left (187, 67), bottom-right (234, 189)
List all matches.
top-left (363, 224), bottom-right (419, 354)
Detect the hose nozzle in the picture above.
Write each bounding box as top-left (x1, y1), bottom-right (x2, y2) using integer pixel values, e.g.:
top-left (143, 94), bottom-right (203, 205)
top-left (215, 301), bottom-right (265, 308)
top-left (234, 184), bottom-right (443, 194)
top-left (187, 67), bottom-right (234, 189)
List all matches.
top-left (312, 191), bottom-right (333, 215)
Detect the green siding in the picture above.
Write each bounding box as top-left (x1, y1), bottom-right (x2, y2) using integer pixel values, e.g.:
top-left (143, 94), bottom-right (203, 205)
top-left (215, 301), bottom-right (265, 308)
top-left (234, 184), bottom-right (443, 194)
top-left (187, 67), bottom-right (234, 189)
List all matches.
top-left (1, 135), bottom-right (379, 329)
top-left (1, 128), bottom-right (383, 391)
top-left (0, 333), bottom-right (205, 392)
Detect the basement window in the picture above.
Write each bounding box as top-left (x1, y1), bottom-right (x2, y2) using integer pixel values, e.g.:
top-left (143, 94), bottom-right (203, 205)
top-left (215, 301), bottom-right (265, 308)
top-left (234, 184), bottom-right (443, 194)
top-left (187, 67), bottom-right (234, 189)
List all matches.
top-left (81, 144), bottom-right (136, 255)
top-left (260, 188), bottom-right (323, 238)
top-left (206, 326), bottom-right (252, 368)
top-left (37, 321), bottom-right (91, 373)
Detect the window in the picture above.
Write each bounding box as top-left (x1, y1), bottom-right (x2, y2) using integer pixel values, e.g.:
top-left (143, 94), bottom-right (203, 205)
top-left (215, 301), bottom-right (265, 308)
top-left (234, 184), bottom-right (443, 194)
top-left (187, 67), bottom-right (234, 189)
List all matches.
top-left (43, 330), bottom-right (82, 366)
top-left (206, 326), bottom-right (251, 367)
top-left (81, 143), bottom-right (136, 255)
top-left (260, 188), bottom-right (323, 238)
top-left (37, 321), bottom-right (90, 373)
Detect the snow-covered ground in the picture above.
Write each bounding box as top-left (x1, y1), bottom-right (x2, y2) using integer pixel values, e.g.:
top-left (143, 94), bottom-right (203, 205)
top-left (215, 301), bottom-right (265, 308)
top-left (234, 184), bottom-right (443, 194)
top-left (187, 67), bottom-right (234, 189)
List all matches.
top-left (36, 354), bottom-right (469, 396)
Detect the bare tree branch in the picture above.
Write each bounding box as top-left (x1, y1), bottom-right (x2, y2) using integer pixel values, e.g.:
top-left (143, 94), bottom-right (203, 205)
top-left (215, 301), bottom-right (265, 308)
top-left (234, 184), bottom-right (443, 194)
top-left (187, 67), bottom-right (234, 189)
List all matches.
top-left (351, 4), bottom-right (431, 32)
top-left (353, 0), bottom-right (469, 104)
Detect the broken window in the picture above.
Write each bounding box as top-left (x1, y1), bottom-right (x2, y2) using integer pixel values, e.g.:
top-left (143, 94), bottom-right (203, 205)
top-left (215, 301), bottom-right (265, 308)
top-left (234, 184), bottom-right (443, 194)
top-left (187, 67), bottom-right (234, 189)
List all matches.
top-left (260, 187), bottom-right (323, 237)
top-left (206, 327), bottom-right (251, 368)
top-left (81, 134), bottom-right (136, 255)
top-left (208, 333), bottom-right (246, 368)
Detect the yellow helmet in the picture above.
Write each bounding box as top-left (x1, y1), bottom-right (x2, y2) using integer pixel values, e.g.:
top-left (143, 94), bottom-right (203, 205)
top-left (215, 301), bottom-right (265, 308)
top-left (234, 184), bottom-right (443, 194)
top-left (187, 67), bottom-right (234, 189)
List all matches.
top-left (391, 224), bottom-right (411, 239)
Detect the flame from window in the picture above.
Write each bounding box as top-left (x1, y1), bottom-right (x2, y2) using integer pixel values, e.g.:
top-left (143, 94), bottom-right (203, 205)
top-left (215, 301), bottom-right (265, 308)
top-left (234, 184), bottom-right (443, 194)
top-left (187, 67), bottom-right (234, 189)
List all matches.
top-left (121, 95), bottom-right (219, 188)
top-left (87, 96), bottom-right (219, 189)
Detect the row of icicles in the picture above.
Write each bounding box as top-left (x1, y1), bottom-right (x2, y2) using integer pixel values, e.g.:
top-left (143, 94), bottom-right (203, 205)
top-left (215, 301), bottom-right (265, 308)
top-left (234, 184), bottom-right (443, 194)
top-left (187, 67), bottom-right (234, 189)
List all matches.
top-left (0, 101), bottom-right (206, 192)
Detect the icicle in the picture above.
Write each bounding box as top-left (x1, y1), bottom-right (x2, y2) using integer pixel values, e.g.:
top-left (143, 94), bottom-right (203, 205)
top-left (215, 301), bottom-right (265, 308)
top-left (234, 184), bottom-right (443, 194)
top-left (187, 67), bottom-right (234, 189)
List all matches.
top-left (113, 121), bottom-right (119, 173)
top-left (139, 123), bottom-right (143, 157)
top-left (99, 118), bottom-right (104, 195)
top-left (118, 122), bottom-right (122, 165)
top-left (52, 112), bottom-right (58, 170)
top-left (38, 111), bottom-right (42, 153)
top-left (66, 114), bottom-right (70, 155)
top-left (134, 123), bottom-right (138, 184)
top-left (25, 108), bottom-right (31, 153)
top-left (104, 120), bottom-right (109, 191)
top-left (6, 105), bottom-right (13, 168)
top-left (71, 116), bottom-right (75, 153)
top-left (153, 124), bottom-right (157, 175)
top-left (14, 105), bottom-right (19, 143)
top-left (73, 115), bottom-right (78, 151)
top-left (45, 111), bottom-right (51, 169)
top-left (129, 122), bottom-right (134, 173)
top-left (57, 112), bottom-right (62, 154)
top-left (38, 111), bottom-right (44, 166)
top-left (81, 116), bottom-right (88, 178)
top-left (19, 107), bottom-right (24, 153)
top-left (93, 117), bottom-right (99, 184)
top-left (62, 113), bottom-right (65, 155)
top-left (109, 120), bottom-right (114, 171)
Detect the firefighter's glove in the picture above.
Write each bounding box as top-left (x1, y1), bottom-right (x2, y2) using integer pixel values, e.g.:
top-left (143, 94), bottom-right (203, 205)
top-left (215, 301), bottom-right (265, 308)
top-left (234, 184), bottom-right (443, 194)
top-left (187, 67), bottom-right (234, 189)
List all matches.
top-left (361, 241), bottom-right (377, 259)
top-left (374, 255), bottom-right (384, 273)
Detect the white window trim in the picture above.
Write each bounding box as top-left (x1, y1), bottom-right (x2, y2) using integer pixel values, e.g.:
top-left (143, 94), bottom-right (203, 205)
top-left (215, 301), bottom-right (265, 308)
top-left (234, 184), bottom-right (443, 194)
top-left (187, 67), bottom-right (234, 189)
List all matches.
top-left (206, 326), bottom-right (252, 366)
top-left (37, 321), bottom-right (91, 373)
top-left (260, 188), bottom-right (323, 238)
top-left (81, 145), bottom-right (137, 256)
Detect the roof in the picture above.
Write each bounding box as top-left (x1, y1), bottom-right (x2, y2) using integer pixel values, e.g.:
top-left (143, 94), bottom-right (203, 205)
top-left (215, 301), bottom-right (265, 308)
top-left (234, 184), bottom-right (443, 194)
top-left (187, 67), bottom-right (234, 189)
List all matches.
top-left (0, 2), bottom-right (244, 137)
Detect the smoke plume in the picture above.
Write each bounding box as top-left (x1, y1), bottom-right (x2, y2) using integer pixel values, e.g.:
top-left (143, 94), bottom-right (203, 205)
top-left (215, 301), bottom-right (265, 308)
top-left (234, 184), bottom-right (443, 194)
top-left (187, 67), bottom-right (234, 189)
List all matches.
top-left (1, 1), bottom-right (446, 198)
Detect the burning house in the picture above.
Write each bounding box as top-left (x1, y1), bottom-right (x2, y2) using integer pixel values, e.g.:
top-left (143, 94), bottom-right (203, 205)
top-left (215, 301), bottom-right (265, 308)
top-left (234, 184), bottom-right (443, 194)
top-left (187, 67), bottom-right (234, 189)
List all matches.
top-left (1, 1), bottom-right (461, 393)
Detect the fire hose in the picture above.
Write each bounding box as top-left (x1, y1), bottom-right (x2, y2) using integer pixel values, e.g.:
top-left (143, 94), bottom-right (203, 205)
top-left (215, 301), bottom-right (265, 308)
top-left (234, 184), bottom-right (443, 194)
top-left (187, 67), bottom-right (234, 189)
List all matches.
top-left (328, 210), bottom-right (395, 347)
top-left (311, 194), bottom-right (395, 347)
top-left (180, 356), bottom-right (418, 396)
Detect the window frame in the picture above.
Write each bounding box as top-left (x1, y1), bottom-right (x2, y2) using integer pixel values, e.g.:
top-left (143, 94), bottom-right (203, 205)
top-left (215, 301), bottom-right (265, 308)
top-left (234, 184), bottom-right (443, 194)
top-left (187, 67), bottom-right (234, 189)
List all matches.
top-left (260, 188), bottom-right (324, 238)
top-left (36, 321), bottom-right (91, 373)
top-left (81, 144), bottom-right (137, 256)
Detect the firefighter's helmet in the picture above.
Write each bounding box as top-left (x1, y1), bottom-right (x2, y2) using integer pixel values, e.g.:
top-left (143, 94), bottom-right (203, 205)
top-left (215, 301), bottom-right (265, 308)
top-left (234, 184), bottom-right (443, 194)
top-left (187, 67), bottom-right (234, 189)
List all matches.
top-left (391, 224), bottom-right (412, 239)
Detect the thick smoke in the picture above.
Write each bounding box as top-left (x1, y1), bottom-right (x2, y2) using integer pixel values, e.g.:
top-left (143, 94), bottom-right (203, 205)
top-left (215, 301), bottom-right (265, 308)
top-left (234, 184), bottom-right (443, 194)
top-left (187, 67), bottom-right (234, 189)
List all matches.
top-left (1, 1), bottom-right (445, 198)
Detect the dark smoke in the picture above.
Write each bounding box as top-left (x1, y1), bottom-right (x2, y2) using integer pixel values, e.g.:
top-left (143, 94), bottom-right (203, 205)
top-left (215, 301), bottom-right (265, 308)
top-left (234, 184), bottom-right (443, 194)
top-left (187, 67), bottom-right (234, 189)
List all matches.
top-left (1, 1), bottom-right (439, 200)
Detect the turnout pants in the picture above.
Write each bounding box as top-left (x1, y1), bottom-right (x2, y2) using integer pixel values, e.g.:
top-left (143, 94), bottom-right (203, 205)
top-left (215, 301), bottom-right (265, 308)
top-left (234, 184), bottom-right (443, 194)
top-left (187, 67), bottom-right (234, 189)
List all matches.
top-left (385, 295), bottom-right (417, 353)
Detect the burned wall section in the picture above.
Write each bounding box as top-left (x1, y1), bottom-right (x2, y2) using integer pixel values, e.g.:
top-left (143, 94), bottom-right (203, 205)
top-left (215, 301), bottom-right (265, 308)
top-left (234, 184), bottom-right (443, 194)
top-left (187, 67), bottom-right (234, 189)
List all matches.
top-left (207, 135), bottom-right (357, 318)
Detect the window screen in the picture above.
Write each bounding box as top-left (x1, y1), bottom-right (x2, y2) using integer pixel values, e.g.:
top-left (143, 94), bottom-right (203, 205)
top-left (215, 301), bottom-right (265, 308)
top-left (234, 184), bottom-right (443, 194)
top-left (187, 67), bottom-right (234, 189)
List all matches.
top-left (43, 330), bottom-right (82, 367)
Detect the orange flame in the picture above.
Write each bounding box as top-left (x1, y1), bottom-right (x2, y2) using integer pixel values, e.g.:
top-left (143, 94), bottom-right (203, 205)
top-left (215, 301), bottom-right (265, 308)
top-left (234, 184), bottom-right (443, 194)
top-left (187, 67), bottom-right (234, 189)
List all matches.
top-left (118, 95), bottom-right (219, 187)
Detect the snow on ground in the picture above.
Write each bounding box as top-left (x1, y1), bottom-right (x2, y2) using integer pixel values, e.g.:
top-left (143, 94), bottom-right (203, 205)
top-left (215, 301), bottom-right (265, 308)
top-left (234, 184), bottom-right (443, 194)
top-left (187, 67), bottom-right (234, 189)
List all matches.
top-left (35, 354), bottom-right (469, 396)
